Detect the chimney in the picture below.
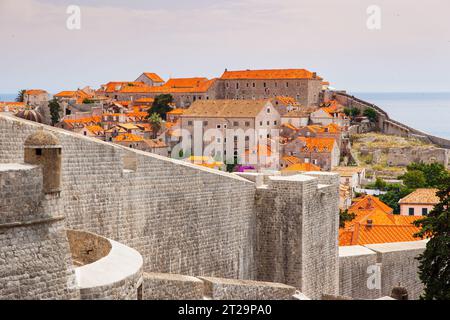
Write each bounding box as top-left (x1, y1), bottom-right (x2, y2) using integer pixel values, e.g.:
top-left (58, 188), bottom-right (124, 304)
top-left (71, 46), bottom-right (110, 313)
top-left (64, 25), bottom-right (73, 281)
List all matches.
top-left (367, 219), bottom-right (373, 228)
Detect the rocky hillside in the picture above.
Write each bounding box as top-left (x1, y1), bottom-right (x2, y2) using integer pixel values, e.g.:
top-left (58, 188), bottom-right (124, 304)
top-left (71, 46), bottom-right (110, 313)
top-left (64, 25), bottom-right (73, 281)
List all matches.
top-left (350, 133), bottom-right (449, 179)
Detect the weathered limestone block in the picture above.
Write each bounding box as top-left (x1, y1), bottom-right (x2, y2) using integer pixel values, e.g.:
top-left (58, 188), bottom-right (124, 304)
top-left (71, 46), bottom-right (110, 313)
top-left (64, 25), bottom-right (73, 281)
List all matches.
top-left (200, 277), bottom-right (296, 300)
top-left (143, 273), bottom-right (204, 300)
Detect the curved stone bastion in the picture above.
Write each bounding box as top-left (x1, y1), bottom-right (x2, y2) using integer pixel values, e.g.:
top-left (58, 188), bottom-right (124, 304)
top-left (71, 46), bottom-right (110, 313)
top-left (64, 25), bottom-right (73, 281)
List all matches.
top-left (68, 230), bottom-right (144, 300)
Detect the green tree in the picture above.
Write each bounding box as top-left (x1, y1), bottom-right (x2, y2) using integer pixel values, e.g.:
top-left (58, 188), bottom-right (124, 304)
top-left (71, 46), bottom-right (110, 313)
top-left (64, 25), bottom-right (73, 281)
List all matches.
top-left (48, 98), bottom-right (61, 125)
top-left (339, 209), bottom-right (356, 228)
top-left (400, 170), bottom-right (427, 189)
top-left (406, 163), bottom-right (450, 188)
top-left (344, 107), bottom-right (361, 118)
top-left (148, 94), bottom-right (174, 120)
top-left (413, 176), bottom-right (450, 299)
top-left (363, 107), bottom-right (378, 122)
top-left (366, 178), bottom-right (389, 191)
top-left (16, 89), bottom-right (26, 102)
top-left (82, 98), bottom-right (95, 104)
top-left (378, 185), bottom-right (412, 214)
top-left (148, 113), bottom-right (162, 139)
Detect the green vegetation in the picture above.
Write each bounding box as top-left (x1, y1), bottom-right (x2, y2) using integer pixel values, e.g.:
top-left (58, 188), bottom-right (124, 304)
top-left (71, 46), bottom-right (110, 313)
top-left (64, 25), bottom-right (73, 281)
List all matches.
top-left (344, 107), bottom-right (360, 118)
top-left (148, 94), bottom-right (174, 120)
top-left (48, 98), bottom-right (61, 125)
top-left (363, 107), bottom-right (378, 122)
top-left (339, 209), bottom-right (356, 228)
top-left (403, 163), bottom-right (450, 188)
top-left (82, 98), bottom-right (95, 104)
top-left (16, 89), bottom-right (25, 103)
top-left (148, 113), bottom-right (162, 139)
top-left (366, 163), bottom-right (450, 214)
top-left (413, 176), bottom-right (450, 299)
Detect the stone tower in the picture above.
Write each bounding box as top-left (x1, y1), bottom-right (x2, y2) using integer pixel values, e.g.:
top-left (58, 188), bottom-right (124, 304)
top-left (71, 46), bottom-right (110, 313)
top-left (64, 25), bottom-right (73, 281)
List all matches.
top-left (24, 129), bottom-right (62, 195)
top-left (0, 130), bottom-right (78, 299)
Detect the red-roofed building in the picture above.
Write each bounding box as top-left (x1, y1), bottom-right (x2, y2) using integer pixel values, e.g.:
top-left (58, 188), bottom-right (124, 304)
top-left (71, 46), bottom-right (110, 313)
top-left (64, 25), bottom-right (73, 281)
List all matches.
top-left (283, 136), bottom-right (340, 171)
top-left (135, 72), bottom-right (165, 87)
top-left (219, 68), bottom-right (323, 107)
top-left (339, 195), bottom-right (425, 246)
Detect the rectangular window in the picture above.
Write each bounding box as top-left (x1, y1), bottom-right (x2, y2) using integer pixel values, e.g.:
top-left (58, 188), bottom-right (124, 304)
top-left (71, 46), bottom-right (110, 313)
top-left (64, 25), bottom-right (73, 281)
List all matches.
top-left (274, 121), bottom-right (277, 125)
top-left (35, 149), bottom-right (42, 156)
top-left (233, 121), bottom-right (239, 127)
top-left (188, 121), bottom-right (193, 126)
top-left (253, 83), bottom-right (256, 88)
top-left (260, 121), bottom-right (263, 126)
top-left (267, 121), bottom-right (270, 125)
top-left (286, 82), bottom-right (289, 88)
top-left (245, 136), bottom-right (250, 141)
top-left (409, 208), bottom-right (415, 216)
top-left (245, 121), bottom-right (250, 127)
top-left (422, 208), bottom-right (428, 215)
top-left (203, 121), bottom-right (208, 126)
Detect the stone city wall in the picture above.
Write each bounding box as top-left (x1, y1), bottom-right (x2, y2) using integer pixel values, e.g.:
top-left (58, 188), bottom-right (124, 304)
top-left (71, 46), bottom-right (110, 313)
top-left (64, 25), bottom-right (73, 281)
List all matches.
top-left (0, 114), bottom-right (256, 281)
top-left (143, 273), bottom-right (297, 300)
top-left (339, 240), bottom-right (427, 300)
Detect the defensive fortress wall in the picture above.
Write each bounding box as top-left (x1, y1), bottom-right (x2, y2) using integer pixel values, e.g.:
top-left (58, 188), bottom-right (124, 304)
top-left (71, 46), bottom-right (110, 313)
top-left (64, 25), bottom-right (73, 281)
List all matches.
top-left (334, 92), bottom-right (450, 149)
top-left (0, 113), bottom-right (429, 300)
top-left (339, 240), bottom-right (427, 300)
top-left (0, 113), bottom-right (340, 299)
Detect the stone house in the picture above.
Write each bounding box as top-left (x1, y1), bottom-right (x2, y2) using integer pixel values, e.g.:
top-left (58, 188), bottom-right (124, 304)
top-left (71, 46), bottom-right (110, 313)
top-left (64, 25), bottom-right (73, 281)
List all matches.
top-left (283, 136), bottom-right (340, 171)
top-left (135, 72), bottom-right (165, 87)
top-left (296, 124), bottom-right (343, 149)
top-left (270, 96), bottom-right (301, 116)
top-left (281, 108), bottom-right (314, 129)
top-left (310, 101), bottom-right (350, 128)
top-left (24, 89), bottom-right (49, 107)
top-left (181, 99), bottom-right (281, 167)
top-left (399, 188), bottom-right (440, 216)
top-left (217, 68), bottom-right (323, 107)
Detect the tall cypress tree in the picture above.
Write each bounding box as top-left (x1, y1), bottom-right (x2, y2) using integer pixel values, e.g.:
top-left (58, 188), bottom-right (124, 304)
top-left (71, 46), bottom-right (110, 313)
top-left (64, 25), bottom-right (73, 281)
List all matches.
top-left (414, 176), bottom-right (450, 300)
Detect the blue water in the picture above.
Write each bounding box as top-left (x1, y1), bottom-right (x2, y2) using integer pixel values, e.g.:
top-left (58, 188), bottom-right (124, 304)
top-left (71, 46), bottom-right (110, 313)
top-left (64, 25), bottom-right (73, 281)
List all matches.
top-left (351, 92), bottom-right (450, 139)
top-left (0, 94), bottom-right (17, 101)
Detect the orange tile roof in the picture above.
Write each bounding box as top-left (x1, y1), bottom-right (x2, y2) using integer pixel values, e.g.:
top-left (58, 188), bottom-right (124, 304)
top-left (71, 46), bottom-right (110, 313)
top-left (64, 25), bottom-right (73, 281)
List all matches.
top-left (282, 163), bottom-right (321, 172)
top-left (298, 137), bottom-right (336, 152)
top-left (114, 133), bottom-right (144, 142)
top-left (135, 97), bottom-right (155, 103)
top-left (63, 116), bottom-right (101, 126)
top-left (25, 89), bottom-right (47, 95)
top-left (102, 82), bottom-right (146, 93)
top-left (399, 188), bottom-right (440, 205)
top-left (339, 195), bottom-right (424, 246)
top-left (273, 96), bottom-right (299, 106)
top-left (281, 156), bottom-right (301, 166)
top-left (167, 108), bottom-right (185, 115)
top-left (86, 125), bottom-right (104, 135)
top-left (221, 69), bottom-right (322, 80)
top-left (143, 72), bottom-right (164, 83)
top-left (55, 91), bottom-right (77, 98)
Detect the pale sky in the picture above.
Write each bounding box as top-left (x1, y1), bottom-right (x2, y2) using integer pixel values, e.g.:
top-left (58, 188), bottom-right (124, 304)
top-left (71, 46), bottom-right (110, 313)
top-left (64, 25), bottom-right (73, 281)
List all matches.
top-left (1, 0), bottom-right (450, 94)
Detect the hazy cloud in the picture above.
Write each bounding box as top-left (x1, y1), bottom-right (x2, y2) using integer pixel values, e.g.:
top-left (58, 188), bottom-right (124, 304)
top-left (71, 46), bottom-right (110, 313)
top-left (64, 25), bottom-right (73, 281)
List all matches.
top-left (1, 0), bottom-right (449, 93)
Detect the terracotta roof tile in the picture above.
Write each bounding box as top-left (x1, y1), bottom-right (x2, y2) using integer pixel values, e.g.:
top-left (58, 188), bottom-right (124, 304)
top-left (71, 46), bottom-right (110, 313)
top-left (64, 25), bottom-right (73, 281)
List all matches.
top-left (399, 188), bottom-right (440, 205)
top-left (221, 69), bottom-right (322, 80)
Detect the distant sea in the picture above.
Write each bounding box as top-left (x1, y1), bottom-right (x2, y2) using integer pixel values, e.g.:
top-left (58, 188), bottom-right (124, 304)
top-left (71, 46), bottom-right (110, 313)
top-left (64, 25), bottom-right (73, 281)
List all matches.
top-left (0, 94), bottom-right (16, 102)
top-left (2, 92), bottom-right (449, 139)
top-left (350, 92), bottom-right (450, 140)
